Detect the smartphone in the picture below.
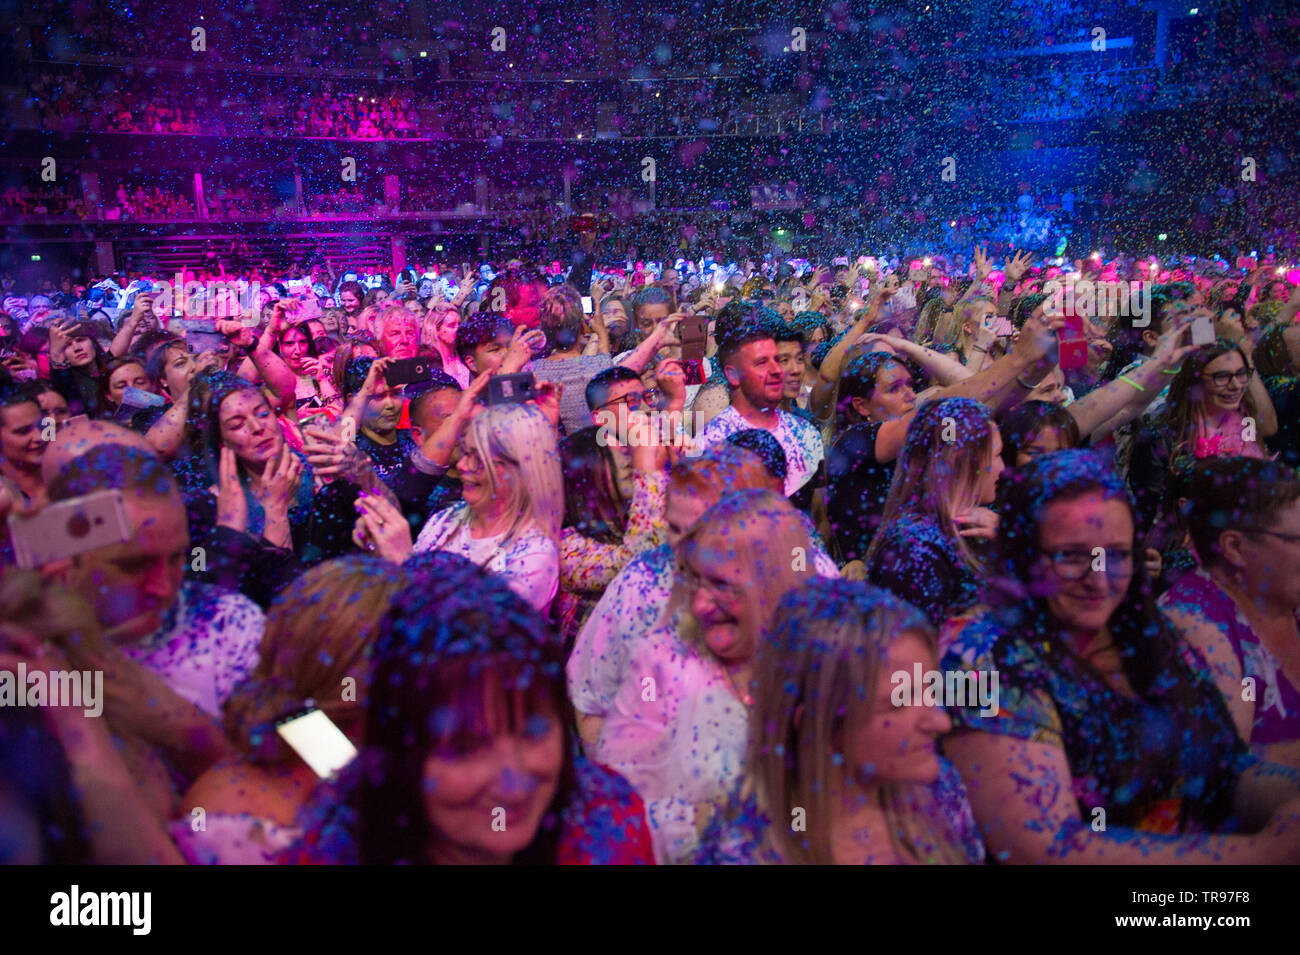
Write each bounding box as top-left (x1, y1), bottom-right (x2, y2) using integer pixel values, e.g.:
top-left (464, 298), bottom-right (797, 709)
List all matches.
top-left (581, 296), bottom-right (593, 314)
top-left (1058, 311), bottom-right (1088, 370)
top-left (7, 489), bottom-right (132, 569)
top-left (485, 372), bottom-right (538, 406)
top-left (1190, 312), bottom-right (1216, 347)
top-left (993, 316), bottom-right (1016, 338)
top-left (187, 331), bottom-right (227, 354)
top-left (384, 357), bottom-right (436, 386)
top-left (181, 319), bottom-right (218, 334)
top-left (275, 708), bottom-right (358, 779)
top-left (121, 386), bottom-right (165, 409)
top-left (679, 315), bottom-right (709, 362)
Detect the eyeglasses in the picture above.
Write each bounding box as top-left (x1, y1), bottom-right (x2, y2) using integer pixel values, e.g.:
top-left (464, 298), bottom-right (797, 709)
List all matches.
top-left (1042, 547), bottom-right (1135, 581)
top-left (1202, 368), bottom-right (1251, 387)
top-left (1244, 528), bottom-right (1300, 545)
top-left (679, 565), bottom-right (745, 604)
top-left (597, 389), bottom-right (657, 412)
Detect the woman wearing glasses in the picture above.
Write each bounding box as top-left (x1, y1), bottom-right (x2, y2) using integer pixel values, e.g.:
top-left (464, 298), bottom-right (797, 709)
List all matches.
top-left (1160, 458), bottom-right (1300, 771)
top-left (943, 450), bottom-right (1300, 864)
top-left (1130, 339), bottom-right (1277, 531)
top-left (354, 400), bottom-right (564, 613)
top-left (592, 489), bottom-right (820, 862)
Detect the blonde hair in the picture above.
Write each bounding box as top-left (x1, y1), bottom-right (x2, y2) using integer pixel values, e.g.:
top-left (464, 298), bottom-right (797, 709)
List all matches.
top-left (912, 298), bottom-right (946, 345)
top-left (421, 304), bottom-right (460, 353)
top-left (746, 578), bottom-right (972, 864)
top-left (222, 556), bottom-right (407, 764)
top-left (669, 489), bottom-right (816, 646)
top-left (464, 402), bottom-right (564, 543)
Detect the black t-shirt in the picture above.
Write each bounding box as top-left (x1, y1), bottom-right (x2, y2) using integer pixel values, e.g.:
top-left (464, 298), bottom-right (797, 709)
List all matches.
top-left (569, 246), bottom-right (596, 293)
top-left (1265, 375), bottom-right (1300, 470)
top-left (826, 420), bottom-right (892, 563)
top-left (355, 428), bottom-right (417, 490)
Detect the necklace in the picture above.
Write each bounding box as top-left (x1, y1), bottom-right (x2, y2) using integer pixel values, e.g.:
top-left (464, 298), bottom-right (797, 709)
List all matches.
top-left (721, 662), bottom-right (754, 706)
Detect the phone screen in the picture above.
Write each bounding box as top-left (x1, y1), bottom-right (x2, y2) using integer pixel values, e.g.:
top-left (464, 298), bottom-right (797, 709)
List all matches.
top-left (581, 296), bottom-right (593, 314)
top-left (275, 709), bottom-right (358, 779)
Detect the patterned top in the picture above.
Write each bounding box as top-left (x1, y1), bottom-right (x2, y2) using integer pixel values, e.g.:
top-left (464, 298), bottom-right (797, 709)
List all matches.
top-left (559, 469), bottom-right (668, 595)
top-left (354, 428), bottom-right (417, 491)
top-left (696, 405), bottom-right (825, 497)
top-left (413, 501), bottom-right (559, 612)
top-left (942, 606), bottom-right (1249, 835)
top-left (867, 510), bottom-right (982, 626)
top-left (695, 758), bottom-right (985, 865)
top-left (122, 579), bottom-right (264, 718)
top-left (1159, 567), bottom-right (1300, 748)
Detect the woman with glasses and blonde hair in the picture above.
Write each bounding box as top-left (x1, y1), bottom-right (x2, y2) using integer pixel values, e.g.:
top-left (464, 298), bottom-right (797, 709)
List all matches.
top-left (592, 489), bottom-right (822, 862)
top-left (1130, 338), bottom-right (1277, 531)
top-left (697, 577), bottom-right (983, 864)
top-left (354, 399), bottom-right (564, 612)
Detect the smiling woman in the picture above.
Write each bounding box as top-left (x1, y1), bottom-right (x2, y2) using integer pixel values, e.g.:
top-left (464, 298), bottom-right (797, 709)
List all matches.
top-left (593, 488), bottom-right (821, 862)
top-left (942, 449), bottom-right (1300, 864)
top-left (697, 578), bottom-right (983, 865)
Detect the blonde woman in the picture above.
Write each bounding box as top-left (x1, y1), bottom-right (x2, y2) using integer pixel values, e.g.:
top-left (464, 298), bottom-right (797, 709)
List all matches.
top-left (356, 401), bottom-right (564, 612)
top-left (422, 303), bottom-right (471, 387)
top-left (174, 556), bottom-right (406, 864)
top-left (697, 577), bottom-right (983, 864)
top-left (931, 298), bottom-right (999, 371)
top-left (593, 489), bottom-right (822, 862)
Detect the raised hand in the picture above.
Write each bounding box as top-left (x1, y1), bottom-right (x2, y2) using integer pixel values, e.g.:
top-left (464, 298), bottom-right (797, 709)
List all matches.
top-left (1004, 249), bottom-right (1033, 284)
top-left (209, 445), bottom-right (248, 535)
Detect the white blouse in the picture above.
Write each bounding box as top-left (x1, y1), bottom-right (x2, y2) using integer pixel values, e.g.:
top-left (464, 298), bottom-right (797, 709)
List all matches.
top-left (413, 502), bottom-right (559, 612)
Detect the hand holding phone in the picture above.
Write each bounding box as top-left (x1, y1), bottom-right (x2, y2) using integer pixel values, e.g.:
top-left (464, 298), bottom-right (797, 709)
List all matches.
top-left (678, 315), bottom-right (710, 362)
top-left (485, 372), bottom-right (538, 406)
top-left (384, 357), bottom-right (436, 387)
top-left (275, 708), bottom-right (358, 779)
top-left (7, 489), bottom-right (132, 568)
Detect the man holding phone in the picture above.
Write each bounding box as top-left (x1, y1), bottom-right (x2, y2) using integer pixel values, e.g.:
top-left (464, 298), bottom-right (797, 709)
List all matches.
top-left (38, 443), bottom-right (263, 779)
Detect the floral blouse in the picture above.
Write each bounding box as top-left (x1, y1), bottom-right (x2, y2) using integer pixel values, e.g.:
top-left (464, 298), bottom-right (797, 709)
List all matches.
top-left (559, 468), bottom-right (668, 595)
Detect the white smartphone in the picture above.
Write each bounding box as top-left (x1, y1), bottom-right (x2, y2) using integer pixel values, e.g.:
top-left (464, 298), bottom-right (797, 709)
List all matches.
top-left (275, 708), bottom-right (358, 779)
top-left (7, 489), bottom-right (132, 568)
top-left (1190, 313), bottom-right (1216, 346)
top-left (581, 296), bottom-right (593, 314)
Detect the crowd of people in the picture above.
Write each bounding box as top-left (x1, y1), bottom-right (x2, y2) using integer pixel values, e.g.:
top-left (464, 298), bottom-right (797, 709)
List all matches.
top-left (4, 238), bottom-right (1300, 866)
